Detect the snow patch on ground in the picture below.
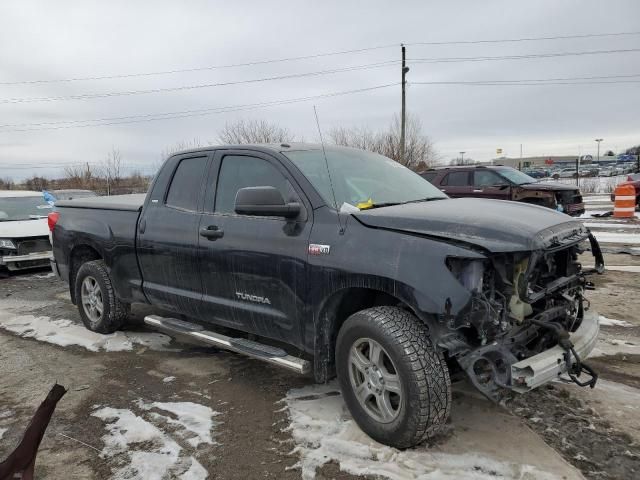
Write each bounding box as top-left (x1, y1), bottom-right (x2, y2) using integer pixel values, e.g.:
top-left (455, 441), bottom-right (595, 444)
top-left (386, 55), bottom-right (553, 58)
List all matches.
top-left (590, 231), bottom-right (640, 244)
top-left (590, 337), bottom-right (639, 358)
top-left (284, 383), bottom-right (561, 480)
top-left (599, 315), bottom-right (633, 327)
top-left (604, 265), bottom-right (640, 273)
top-left (163, 376), bottom-right (176, 383)
top-left (0, 310), bottom-right (172, 352)
top-left (0, 427), bottom-right (7, 440)
top-left (583, 222), bottom-right (640, 229)
top-left (139, 400), bottom-right (222, 448)
top-left (92, 400), bottom-right (221, 479)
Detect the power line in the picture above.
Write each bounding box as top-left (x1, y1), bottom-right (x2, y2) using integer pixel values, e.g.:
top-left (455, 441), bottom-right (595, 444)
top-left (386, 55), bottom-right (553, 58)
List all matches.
top-left (0, 83), bottom-right (399, 133)
top-left (410, 73), bottom-right (640, 86)
top-left (0, 45), bottom-right (399, 86)
top-left (0, 61), bottom-right (398, 104)
top-left (4, 47), bottom-right (639, 106)
top-left (2, 30), bottom-right (639, 86)
top-left (406, 30), bottom-right (640, 46)
top-left (410, 47), bottom-right (640, 64)
top-left (412, 80), bottom-right (640, 86)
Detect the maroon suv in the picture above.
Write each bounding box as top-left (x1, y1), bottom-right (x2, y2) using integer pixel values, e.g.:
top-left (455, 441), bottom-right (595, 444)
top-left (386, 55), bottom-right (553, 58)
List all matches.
top-left (421, 165), bottom-right (585, 216)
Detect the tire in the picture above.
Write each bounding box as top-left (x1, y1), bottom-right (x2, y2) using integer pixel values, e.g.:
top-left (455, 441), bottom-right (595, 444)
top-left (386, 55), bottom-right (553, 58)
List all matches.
top-left (336, 306), bottom-right (451, 449)
top-left (75, 260), bottom-right (128, 334)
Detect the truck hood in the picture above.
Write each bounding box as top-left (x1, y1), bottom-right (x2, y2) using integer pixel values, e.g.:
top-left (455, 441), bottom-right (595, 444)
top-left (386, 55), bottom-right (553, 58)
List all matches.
top-left (352, 198), bottom-right (588, 252)
top-left (518, 182), bottom-right (577, 192)
top-left (0, 218), bottom-right (49, 239)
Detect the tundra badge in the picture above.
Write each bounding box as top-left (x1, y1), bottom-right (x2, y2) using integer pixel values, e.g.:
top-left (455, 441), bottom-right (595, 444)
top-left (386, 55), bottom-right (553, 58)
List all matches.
top-left (235, 292), bottom-right (271, 305)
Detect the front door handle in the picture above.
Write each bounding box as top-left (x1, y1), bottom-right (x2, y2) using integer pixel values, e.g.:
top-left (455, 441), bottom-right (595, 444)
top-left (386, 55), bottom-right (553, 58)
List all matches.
top-left (200, 225), bottom-right (224, 240)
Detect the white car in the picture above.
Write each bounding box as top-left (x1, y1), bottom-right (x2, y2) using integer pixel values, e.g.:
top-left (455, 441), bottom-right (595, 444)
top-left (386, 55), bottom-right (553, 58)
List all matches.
top-left (0, 190), bottom-right (53, 273)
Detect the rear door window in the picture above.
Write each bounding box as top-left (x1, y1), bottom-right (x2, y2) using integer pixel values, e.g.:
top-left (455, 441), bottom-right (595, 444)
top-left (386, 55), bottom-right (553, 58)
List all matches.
top-left (441, 171), bottom-right (470, 186)
top-left (165, 157), bottom-right (208, 211)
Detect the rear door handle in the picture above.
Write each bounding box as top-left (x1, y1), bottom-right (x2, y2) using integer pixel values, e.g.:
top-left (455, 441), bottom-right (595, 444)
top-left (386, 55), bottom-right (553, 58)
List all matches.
top-left (200, 225), bottom-right (224, 240)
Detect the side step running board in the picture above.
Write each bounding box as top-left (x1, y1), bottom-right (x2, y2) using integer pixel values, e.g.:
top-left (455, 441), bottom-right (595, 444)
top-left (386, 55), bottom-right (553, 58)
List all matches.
top-left (144, 315), bottom-right (311, 375)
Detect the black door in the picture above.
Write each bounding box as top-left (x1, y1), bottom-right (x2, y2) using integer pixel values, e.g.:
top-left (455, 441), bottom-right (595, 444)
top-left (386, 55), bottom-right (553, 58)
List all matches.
top-left (138, 154), bottom-right (210, 315)
top-left (197, 151), bottom-right (311, 347)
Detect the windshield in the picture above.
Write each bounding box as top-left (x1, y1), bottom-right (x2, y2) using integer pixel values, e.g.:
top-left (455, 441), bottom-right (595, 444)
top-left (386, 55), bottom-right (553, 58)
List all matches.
top-left (0, 196), bottom-right (53, 221)
top-left (496, 168), bottom-right (537, 185)
top-left (284, 147), bottom-right (447, 209)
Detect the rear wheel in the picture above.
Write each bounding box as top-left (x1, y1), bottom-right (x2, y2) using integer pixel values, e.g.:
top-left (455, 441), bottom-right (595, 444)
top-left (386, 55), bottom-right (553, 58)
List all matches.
top-left (75, 260), bottom-right (128, 333)
top-left (336, 306), bottom-right (451, 448)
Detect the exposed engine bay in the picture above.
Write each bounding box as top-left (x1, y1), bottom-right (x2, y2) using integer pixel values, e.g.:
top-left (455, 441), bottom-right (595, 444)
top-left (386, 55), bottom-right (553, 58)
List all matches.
top-left (439, 231), bottom-right (605, 400)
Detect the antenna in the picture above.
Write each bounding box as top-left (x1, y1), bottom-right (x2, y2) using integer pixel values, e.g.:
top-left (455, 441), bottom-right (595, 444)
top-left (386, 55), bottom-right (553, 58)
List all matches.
top-left (313, 105), bottom-right (343, 231)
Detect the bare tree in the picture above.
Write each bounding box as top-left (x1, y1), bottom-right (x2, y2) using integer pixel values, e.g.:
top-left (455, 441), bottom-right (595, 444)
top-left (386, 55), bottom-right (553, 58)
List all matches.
top-left (0, 177), bottom-right (14, 190)
top-left (63, 164), bottom-right (94, 189)
top-left (217, 119), bottom-right (294, 145)
top-left (329, 113), bottom-right (438, 169)
top-left (101, 148), bottom-right (123, 195)
top-left (157, 138), bottom-right (204, 172)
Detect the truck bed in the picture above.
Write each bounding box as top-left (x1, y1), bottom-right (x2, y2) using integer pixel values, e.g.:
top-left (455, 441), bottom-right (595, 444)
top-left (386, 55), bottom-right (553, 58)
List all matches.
top-left (55, 194), bottom-right (146, 211)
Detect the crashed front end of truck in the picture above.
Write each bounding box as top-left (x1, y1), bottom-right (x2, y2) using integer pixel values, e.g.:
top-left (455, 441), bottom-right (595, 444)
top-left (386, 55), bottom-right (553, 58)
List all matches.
top-left (438, 223), bottom-right (604, 400)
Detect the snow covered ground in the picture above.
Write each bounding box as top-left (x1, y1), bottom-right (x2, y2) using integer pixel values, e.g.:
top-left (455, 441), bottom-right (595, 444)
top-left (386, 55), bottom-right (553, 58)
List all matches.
top-left (283, 383), bottom-right (580, 480)
top-left (93, 400), bottom-right (221, 480)
top-left (0, 298), bottom-right (172, 352)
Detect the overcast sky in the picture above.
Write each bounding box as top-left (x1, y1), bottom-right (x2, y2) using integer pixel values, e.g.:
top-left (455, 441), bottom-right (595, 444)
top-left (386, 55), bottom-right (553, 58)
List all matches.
top-left (1, 0), bottom-right (639, 180)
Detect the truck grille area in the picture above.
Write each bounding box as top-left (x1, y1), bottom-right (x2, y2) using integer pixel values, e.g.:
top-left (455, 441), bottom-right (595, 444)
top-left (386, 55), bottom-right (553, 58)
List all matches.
top-left (17, 237), bottom-right (51, 255)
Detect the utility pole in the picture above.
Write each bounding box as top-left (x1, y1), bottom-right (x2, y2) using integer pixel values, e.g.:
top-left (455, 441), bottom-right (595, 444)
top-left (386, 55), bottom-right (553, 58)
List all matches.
top-left (400, 44), bottom-right (409, 165)
top-left (460, 151), bottom-right (465, 164)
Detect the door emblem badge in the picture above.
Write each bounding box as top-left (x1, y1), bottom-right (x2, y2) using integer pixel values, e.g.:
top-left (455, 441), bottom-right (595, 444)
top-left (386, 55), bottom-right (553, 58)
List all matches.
top-left (308, 244), bottom-right (331, 256)
top-left (235, 292), bottom-right (271, 305)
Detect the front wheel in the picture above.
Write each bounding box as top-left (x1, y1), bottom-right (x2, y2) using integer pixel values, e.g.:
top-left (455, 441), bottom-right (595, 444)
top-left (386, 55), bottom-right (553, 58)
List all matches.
top-left (336, 306), bottom-right (451, 449)
top-left (75, 260), bottom-right (129, 333)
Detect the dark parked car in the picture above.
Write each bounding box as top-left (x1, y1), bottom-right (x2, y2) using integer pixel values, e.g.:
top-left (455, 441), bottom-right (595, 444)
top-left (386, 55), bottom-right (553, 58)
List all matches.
top-left (50, 144), bottom-right (603, 448)
top-left (421, 165), bottom-right (585, 216)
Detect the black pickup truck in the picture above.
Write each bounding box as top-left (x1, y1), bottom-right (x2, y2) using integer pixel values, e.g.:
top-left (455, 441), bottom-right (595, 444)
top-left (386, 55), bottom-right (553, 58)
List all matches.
top-left (51, 144), bottom-right (604, 448)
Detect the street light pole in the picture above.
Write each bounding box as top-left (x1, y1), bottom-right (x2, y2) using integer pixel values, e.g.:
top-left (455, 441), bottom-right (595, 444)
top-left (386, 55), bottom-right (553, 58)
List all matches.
top-left (595, 138), bottom-right (603, 163)
top-left (460, 151), bottom-right (465, 164)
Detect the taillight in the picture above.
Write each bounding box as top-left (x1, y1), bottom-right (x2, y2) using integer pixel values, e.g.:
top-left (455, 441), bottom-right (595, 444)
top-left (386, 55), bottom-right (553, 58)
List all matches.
top-left (48, 211), bottom-right (60, 232)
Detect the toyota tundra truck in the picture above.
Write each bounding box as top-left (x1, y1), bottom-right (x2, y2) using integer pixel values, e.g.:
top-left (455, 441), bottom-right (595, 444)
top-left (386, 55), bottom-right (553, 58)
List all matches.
top-left (50, 144), bottom-right (604, 448)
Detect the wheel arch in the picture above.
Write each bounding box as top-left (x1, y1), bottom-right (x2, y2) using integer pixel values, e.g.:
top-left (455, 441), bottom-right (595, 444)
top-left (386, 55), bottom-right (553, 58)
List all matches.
top-left (68, 244), bottom-right (102, 304)
top-left (312, 285), bottom-right (436, 383)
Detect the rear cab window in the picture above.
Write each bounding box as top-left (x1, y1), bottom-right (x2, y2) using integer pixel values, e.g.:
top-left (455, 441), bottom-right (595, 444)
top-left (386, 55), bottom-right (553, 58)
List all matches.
top-left (165, 157), bottom-right (209, 211)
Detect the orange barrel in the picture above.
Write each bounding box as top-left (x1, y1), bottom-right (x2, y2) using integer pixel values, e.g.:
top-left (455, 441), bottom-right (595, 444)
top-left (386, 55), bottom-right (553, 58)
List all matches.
top-left (613, 183), bottom-right (636, 218)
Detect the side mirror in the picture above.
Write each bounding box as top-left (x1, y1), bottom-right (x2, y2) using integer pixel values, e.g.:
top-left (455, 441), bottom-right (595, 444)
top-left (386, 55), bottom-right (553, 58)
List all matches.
top-left (235, 186), bottom-right (300, 218)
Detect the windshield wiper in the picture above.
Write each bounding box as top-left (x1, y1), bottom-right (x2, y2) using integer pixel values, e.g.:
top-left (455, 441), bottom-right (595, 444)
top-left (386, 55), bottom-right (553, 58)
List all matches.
top-left (366, 197), bottom-right (445, 209)
top-left (401, 197), bottom-right (446, 205)
top-left (367, 202), bottom-right (402, 209)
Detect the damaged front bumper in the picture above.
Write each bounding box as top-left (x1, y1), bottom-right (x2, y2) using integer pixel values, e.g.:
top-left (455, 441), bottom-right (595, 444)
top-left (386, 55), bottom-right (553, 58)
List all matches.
top-left (510, 310), bottom-right (599, 392)
top-left (1, 251), bottom-right (53, 269)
